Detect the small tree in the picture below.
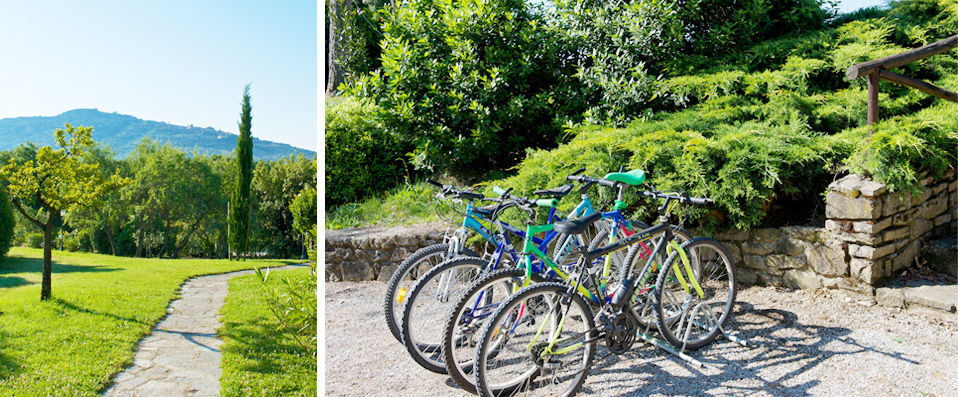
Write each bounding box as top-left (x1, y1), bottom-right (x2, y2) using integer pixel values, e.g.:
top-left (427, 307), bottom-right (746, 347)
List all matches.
top-left (0, 124), bottom-right (127, 300)
top-left (0, 185), bottom-right (15, 261)
top-left (229, 85), bottom-right (254, 260)
top-left (290, 185), bottom-right (317, 261)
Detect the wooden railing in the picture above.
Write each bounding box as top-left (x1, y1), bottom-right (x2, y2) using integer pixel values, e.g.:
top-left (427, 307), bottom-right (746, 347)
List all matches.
top-left (846, 34), bottom-right (958, 133)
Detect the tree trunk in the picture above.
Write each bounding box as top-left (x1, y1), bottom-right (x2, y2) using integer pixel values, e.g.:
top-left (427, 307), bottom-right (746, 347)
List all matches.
top-left (41, 221), bottom-right (53, 300)
top-left (326, 0), bottom-right (353, 94)
top-left (135, 217), bottom-right (144, 258)
top-left (105, 225), bottom-right (117, 256)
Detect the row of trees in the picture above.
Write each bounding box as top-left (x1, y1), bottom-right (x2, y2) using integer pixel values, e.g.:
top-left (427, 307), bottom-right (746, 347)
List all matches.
top-left (0, 140), bottom-right (316, 261)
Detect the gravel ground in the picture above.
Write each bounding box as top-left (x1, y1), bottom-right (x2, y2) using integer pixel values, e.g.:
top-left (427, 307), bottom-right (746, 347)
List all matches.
top-left (325, 281), bottom-right (958, 396)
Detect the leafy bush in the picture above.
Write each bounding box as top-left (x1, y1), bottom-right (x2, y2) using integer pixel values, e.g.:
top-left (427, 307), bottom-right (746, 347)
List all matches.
top-left (0, 186), bottom-right (14, 260)
top-left (325, 97), bottom-right (408, 205)
top-left (344, 0), bottom-right (588, 174)
top-left (254, 266), bottom-right (317, 358)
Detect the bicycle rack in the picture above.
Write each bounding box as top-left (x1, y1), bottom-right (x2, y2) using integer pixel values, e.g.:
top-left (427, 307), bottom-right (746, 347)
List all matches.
top-left (633, 300), bottom-right (750, 371)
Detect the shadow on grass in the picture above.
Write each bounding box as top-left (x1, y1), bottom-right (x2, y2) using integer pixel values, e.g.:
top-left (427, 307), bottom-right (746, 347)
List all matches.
top-left (0, 255), bottom-right (119, 277)
top-left (578, 302), bottom-right (920, 396)
top-left (0, 329), bottom-right (21, 382)
top-left (222, 317), bottom-right (314, 375)
top-left (0, 276), bottom-right (32, 288)
top-left (48, 298), bottom-right (149, 326)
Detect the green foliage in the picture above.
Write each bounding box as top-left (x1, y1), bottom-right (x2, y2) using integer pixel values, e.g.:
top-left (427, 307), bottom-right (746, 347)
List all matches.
top-left (325, 181), bottom-right (454, 229)
top-left (0, 186), bottom-right (14, 260)
top-left (290, 186), bottom-right (317, 262)
top-left (253, 266), bottom-right (317, 356)
top-left (0, 247), bottom-right (295, 394)
top-left (251, 155), bottom-right (317, 258)
top-left (230, 85), bottom-right (254, 258)
top-left (325, 97), bottom-right (408, 205)
top-left (221, 268), bottom-right (317, 396)
top-left (344, 0), bottom-right (588, 174)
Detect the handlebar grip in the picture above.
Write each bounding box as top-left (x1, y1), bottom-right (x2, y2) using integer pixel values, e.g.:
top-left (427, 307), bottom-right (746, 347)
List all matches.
top-left (598, 179), bottom-right (616, 188)
top-left (493, 186), bottom-right (507, 196)
top-left (535, 198), bottom-right (558, 208)
top-left (688, 197), bottom-right (713, 205)
top-left (570, 167), bottom-right (586, 176)
top-left (426, 179), bottom-right (443, 188)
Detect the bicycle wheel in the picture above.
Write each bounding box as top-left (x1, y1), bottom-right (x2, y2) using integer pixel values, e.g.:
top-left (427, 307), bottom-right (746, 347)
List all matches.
top-left (383, 243), bottom-right (478, 342)
top-left (401, 256), bottom-right (488, 373)
top-left (475, 282), bottom-right (595, 397)
top-left (442, 268), bottom-right (547, 393)
top-left (654, 237), bottom-right (736, 350)
top-left (617, 225), bottom-right (692, 330)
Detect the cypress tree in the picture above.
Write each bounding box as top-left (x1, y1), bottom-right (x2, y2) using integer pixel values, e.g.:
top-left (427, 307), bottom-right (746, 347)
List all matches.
top-left (229, 84), bottom-right (253, 259)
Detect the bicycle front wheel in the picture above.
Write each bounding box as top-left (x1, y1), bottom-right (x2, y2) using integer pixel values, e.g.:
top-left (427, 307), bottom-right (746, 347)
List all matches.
top-left (401, 256), bottom-right (487, 373)
top-left (654, 237), bottom-right (736, 350)
top-left (475, 282), bottom-right (596, 397)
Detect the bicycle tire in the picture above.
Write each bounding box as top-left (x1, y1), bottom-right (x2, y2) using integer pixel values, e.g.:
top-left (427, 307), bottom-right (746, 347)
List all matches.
top-left (442, 268), bottom-right (547, 393)
top-left (654, 237), bottom-right (736, 350)
top-left (474, 282), bottom-right (596, 397)
top-left (383, 243), bottom-right (478, 343)
top-left (401, 256), bottom-right (488, 373)
top-left (617, 225), bottom-right (692, 330)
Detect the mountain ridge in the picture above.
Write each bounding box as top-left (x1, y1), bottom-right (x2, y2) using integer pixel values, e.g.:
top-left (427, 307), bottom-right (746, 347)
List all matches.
top-left (0, 108), bottom-right (315, 161)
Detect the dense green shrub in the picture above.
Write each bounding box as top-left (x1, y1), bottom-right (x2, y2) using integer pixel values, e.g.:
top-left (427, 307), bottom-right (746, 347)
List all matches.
top-left (325, 97), bottom-right (408, 205)
top-left (344, 0), bottom-right (588, 174)
top-left (0, 186), bottom-right (14, 260)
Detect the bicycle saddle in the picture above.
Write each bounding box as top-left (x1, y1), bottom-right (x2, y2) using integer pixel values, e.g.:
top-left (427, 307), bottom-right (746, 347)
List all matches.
top-left (603, 169), bottom-right (646, 186)
top-left (552, 212), bottom-right (603, 235)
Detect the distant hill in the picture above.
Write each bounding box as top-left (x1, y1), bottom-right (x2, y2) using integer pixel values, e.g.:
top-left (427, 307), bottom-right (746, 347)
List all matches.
top-left (0, 108), bottom-right (315, 161)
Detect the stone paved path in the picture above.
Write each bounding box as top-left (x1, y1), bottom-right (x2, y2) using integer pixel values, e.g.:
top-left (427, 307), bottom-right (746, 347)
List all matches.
top-left (104, 265), bottom-right (305, 397)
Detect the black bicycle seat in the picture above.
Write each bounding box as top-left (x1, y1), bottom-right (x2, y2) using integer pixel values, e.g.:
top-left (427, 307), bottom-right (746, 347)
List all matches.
top-left (473, 204), bottom-right (497, 218)
top-left (553, 212), bottom-right (602, 235)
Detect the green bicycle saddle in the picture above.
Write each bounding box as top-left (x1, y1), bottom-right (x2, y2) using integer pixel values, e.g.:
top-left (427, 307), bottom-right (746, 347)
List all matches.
top-left (603, 169), bottom-right (646, 186)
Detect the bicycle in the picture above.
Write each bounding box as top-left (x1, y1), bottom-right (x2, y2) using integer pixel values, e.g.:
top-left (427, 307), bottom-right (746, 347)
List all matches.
top-left (473, 188), bottom-right (734, 396)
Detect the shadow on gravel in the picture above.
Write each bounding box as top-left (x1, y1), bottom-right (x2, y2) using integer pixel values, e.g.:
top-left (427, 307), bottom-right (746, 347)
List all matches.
top-left (584, 302), bottom-right (920, 396)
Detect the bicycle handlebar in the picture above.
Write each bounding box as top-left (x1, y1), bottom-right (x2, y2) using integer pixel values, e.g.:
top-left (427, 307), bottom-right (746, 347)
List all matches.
top-left (638, 190), bottom-right (713, 206)
top-left (426, 179), bottom-right (485, 201)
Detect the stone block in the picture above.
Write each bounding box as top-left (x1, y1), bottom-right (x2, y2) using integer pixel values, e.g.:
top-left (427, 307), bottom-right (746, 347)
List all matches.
top-left (751, 228), bottom-right (781, 243)
top-left (827, 191), bottom-right (882, 219)
top-left (859, 180), bottom-right (888, 197)
top-left (875, 288), bottom-right (905, 308)
top-left (825, 219), bottom-right (852, 232)
top-left (882, 192), bottom-right (910, 217)
top-left (890, 240), bottom-right (919, 273)
top-left (853, 258), bottom-right (883, 285)
top-left (377, 264), bottom-right (398, 281)
top-left (805, 241), bottom-right (847, 277)
top-left (921, 195), bottom-right (948, 219)
top-left (828, 174), bottom-right (863, 196)
top-left (832, 231), bottom-right (878, 245)
top-left (835, 278), bottom-right (877, 297)
top-left (778, 238), bottom-right (805, 257)
top-left (910, 218), bottom-right (933, 240)
top-left (743, 255), bottom-right (766, 270)
top-left (726, 243), bottom-right (742, 265)
top-left (951, 190), bottom-right (957, 207)
top-left (742, 242), bottom-right (777, 256)
top-left (784, 269), bottom-right (823, 290)
top-left (934, 213), bottom-right (952, 226)
top-left (714, 228), bottom-right (749, 241)
top-left (932, 182), bottom-right (949, 195)
top-left (340, 261), bottom-right (375, 281)
top-left (849, 242), bottom-right (896, 259)
top-left (767, 254), bottom-right (804, 270)
top-left (949, 180), bottom-right (958, 192)
top-left (737, 267), bottom-right (758, 285)
top-left (850, 257), bottom-right (872, 279)
top-left (892, 211), bottom-right (911, 226)
top-left (851, 217), bottom-right (892, 234)
top-left (879, 226), bottom-right (909, 243)
top-left (912, 187), bottom-right (932, 206)
top-left (781, 226), bottom-right (824, 242)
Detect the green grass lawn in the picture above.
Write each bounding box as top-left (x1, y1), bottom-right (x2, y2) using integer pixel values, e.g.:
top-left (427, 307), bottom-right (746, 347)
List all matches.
top-left (0, 247), bottom-right (298, 395)
top-left (219, 268), bottom-right (316, 396)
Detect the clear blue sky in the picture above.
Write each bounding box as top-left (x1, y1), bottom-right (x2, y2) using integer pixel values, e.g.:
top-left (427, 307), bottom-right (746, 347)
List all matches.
top-left (0, 1), bottom-right (317, 151)
top-left (837, 0), bottom-right (888, 13)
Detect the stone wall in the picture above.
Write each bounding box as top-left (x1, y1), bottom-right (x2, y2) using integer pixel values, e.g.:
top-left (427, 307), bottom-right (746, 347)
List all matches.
top-left (325, 171), bottom-right (956, 289)
top-left (325, 223), bottom-right (448, 281)
top-left (715, 170), bottom-right (957, 293)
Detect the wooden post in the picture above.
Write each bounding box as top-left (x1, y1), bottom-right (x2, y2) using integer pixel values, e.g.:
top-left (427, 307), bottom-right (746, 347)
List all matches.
top-left (867, 71), bottom-right (879, 135)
